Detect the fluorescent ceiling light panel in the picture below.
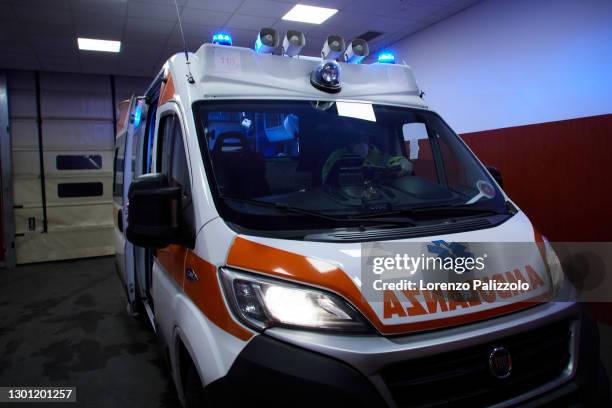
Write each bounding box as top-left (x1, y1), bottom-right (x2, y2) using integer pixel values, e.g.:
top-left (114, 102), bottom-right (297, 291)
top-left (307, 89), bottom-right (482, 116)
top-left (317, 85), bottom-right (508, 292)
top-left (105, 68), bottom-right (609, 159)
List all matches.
top-left (282, 4), bottom-right (338, 24)
top-left (78, 38), bottom-right (121, 53)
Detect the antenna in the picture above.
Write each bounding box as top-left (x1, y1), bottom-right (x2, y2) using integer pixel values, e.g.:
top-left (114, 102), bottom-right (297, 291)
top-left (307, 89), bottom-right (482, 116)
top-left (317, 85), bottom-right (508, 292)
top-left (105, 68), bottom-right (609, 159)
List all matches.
top-left (173, 0), bottom-right (195, 84)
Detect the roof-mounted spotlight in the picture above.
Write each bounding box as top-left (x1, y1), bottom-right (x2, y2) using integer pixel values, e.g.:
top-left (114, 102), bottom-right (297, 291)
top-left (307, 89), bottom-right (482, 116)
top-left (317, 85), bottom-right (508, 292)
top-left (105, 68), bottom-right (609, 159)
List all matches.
top-left (321, 35), bottom-right (345, 60)
top-left (377, 51), bottom-right (396, 64)
top-left (255, 27), bottom-right (279, 54)
top-left (212, 32), bottom-right (232, 46)
top-left (344, 39), bottom-right (369, 64)
top-left (310, 60), bottom-right (341, 94)
top-left (282, 30), bottom-right (305, 57)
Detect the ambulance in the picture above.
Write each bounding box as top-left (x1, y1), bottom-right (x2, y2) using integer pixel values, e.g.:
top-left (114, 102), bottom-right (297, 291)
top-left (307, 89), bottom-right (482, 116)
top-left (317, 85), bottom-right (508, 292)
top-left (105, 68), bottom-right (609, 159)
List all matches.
top-left (113, 29), bottom-right (607, 407)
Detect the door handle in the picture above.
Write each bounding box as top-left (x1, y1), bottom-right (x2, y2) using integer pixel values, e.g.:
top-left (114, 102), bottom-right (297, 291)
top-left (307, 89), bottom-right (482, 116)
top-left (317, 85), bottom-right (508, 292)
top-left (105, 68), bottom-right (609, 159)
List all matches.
top-left (118, 209), bottom-right (123, 232)
top-left (185, 267), bottom-right (198, 282)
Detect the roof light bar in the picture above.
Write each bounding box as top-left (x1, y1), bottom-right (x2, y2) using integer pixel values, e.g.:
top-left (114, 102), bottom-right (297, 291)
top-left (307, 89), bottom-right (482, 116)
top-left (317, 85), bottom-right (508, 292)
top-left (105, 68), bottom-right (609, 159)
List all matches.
top-left (377, 52), bottom-right (396, 64)
top-left (212, 33), bottom-right (232, 46)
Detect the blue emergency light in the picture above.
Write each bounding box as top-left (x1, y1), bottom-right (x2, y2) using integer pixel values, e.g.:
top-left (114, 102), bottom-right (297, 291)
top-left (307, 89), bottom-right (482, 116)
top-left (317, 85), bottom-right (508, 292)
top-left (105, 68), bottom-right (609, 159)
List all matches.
top-left (133, 103), bottom-right (142, 127)
top-left (212, 33), bottom-right (233, 46)
top-left (377, 52), bottom-right (396, 64)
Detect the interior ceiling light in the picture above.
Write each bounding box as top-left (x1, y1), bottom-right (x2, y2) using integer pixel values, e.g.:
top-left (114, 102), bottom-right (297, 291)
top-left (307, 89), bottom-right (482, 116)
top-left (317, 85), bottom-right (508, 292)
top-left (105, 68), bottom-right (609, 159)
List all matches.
top-left (77, 38), bottom-right (121, 53)
top-left (282, 4), bottom-right (338, 24)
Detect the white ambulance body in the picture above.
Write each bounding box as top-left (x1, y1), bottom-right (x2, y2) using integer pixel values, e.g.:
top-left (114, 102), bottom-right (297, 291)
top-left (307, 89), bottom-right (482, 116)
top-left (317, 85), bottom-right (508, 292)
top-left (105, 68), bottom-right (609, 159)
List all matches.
top-left (113, 33), bottom-right (605, 407)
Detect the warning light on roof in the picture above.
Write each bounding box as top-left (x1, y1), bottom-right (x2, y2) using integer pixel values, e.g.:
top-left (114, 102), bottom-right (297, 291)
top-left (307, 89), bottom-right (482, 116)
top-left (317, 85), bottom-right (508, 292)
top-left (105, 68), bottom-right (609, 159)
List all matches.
top-left (133, 103), bottom-right (142, 127)
top-left (212, 33), bottom-right (232, 46)
top-left (377, 52), bottom-right (395, 64)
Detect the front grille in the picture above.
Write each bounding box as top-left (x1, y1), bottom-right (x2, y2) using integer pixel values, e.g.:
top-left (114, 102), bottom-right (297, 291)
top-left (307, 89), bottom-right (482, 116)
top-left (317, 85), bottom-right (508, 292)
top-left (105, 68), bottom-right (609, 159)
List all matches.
top-left (381, 319), bottom-right (572, 408)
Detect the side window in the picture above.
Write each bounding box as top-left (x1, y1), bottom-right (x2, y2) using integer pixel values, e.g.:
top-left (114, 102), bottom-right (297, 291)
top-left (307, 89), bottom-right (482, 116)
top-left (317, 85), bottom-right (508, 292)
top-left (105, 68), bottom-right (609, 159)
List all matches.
top-left (113, 136), bottom-right (126, 205)
top-left (157, 115), bottom-right (174, 174)
top-left (156, 112), bottom-right (194, 243)
top-left (157, 114), bottom-right (190, 191)
top-left (143, 102), bottom-right (158, 174)
top-left (57, 155), bottom-right (102, 170)
top-left (171, 122), bottom-right (190, 192)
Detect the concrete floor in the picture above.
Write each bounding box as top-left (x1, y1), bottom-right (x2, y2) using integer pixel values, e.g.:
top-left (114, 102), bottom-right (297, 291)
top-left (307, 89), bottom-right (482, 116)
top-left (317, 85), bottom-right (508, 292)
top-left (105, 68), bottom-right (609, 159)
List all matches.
top-left (0, 257), bottom-right (180, 408)
top-left (0, 256), bottom-right (610, 407)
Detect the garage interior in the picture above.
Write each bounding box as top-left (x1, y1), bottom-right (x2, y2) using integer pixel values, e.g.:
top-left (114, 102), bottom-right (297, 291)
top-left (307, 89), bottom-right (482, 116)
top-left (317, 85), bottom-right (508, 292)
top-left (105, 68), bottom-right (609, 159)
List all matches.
top-left (0, 0), bottom-right (611, 406)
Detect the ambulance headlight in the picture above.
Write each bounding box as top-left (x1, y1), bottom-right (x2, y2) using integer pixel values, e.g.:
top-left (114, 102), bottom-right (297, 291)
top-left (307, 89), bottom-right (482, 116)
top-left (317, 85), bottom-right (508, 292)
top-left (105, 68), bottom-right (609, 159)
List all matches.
top-left (310, 60), bottom-right (341, 94)
top-left (220, 268), bottom-right (370, 333)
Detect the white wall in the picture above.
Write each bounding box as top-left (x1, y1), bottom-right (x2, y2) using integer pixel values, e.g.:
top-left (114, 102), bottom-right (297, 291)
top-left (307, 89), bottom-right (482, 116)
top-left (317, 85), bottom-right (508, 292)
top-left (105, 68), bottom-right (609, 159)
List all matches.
top-left (391, 0), bottom-right (612, 133)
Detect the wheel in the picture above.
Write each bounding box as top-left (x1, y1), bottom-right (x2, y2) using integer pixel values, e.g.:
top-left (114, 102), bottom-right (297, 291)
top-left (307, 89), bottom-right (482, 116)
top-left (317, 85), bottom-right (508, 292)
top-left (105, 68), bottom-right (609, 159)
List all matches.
top-left (183, 362), bottom-right (206, 408)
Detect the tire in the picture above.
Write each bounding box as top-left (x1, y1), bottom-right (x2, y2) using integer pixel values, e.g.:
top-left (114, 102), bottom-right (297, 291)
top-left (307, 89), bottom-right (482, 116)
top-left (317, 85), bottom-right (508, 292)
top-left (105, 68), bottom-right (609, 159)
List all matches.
top-left (184, 362), bottom-right (206, 408)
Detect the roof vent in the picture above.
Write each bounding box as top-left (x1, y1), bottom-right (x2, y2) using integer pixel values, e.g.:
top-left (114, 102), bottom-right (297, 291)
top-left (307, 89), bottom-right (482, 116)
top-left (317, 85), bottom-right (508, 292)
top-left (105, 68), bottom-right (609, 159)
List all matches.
top-left (356, 31), bottom-right (383, 42)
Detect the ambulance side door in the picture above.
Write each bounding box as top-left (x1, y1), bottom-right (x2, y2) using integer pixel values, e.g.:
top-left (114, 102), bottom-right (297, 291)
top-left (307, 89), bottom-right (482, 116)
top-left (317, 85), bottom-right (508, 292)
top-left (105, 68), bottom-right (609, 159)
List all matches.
top-left (121, 98), bottom-right (141, 311)
top-left (113, 131), bottom-right (127, 285)
top-left (152, 104), bottom-right (194, 293)
top-left (133, 99), bottom-right (157, 309)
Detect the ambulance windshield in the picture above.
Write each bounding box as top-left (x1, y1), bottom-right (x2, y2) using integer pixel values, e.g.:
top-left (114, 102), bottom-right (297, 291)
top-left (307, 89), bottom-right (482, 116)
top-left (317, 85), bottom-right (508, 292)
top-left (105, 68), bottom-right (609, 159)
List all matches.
top-left (194, 100), bottom-right (508, 232)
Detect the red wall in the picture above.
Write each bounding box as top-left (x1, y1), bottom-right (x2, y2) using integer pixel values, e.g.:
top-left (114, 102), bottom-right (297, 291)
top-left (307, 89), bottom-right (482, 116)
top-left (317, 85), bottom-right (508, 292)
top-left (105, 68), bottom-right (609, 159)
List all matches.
top-left (461, 114), bottom-right (612, 242)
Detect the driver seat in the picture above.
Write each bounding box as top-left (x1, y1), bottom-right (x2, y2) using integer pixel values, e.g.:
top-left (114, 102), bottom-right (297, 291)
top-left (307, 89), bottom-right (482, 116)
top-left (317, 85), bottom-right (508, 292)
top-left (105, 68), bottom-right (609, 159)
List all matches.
top-left (211, 132), bottom-right (270, 198)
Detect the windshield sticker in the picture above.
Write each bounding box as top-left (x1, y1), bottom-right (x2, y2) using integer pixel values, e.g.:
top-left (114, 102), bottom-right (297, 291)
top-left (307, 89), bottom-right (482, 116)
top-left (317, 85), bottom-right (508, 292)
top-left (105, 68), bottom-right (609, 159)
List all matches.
top-left (466, 180), bottom-right (496, 204)
top-left (402, 123), bottom-right (428, 160)
top-left (336, 102), bottom-right (376, 122)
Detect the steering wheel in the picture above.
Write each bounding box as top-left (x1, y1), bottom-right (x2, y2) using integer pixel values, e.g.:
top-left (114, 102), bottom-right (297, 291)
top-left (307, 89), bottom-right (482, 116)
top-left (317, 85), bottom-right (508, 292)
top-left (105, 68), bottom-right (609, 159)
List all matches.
top-left (363, 164), bottom-right (402, 180)
top-left (324, 155), bottom-right (364, 186)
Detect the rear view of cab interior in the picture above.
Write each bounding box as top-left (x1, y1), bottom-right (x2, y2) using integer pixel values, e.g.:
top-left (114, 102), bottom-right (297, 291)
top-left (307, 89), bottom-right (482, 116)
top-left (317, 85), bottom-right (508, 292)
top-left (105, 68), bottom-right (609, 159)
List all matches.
top-left (113, 25), bottom-right (608, 408)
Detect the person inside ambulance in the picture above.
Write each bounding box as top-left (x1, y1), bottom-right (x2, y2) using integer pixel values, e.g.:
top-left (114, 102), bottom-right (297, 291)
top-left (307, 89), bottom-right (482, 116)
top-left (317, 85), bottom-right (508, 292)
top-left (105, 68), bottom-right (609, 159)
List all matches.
top-left (321, 132), bottom-right (413, 185)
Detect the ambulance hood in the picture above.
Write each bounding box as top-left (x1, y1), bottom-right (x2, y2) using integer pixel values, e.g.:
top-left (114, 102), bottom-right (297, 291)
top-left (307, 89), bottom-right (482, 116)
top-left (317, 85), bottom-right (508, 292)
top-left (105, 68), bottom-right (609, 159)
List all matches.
top-left (226, 211), bottom-right (551, 335)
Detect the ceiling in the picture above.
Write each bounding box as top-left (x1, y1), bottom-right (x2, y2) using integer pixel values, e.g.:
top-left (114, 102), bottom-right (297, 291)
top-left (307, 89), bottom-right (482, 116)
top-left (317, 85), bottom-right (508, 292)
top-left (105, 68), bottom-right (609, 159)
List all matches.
top-left (0, 0), bottom-right (482, 78)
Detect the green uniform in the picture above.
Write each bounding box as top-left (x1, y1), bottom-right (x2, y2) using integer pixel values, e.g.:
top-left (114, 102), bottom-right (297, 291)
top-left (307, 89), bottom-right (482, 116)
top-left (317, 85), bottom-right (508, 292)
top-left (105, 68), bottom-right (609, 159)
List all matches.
top-left (321, 145), bottom-right (406, 183)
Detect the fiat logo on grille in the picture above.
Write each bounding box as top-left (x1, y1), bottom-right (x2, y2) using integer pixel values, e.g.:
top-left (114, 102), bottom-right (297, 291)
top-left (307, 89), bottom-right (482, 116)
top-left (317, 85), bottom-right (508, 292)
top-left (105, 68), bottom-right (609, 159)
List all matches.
top-left (488, 346), bottom-right (512, 379)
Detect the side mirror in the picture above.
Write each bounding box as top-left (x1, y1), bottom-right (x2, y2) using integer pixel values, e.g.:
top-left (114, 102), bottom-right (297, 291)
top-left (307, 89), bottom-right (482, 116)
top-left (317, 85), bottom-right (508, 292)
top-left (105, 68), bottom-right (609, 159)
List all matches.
top-left (126, 173), bottom-right (181, 248)
top-left (486, 166), bottom-right (503, 188)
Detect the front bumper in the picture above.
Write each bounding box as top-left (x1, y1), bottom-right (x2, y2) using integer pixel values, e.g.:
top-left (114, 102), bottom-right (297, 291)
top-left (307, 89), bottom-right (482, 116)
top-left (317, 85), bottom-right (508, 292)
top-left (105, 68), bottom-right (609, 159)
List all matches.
top-left (204, 303), bottom-right (608, 407)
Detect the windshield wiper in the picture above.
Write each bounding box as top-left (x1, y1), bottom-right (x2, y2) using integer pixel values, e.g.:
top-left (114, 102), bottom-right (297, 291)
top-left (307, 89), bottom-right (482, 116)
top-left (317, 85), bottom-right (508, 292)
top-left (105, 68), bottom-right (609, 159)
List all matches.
top-left (347, 212), bottom-right (417, 226)
top-left (410, 203), bottom-right (503, 216)
top-left (220, 195), bottom-right (410, 225)
top-left (352, 203), bottom-right (502, 220)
